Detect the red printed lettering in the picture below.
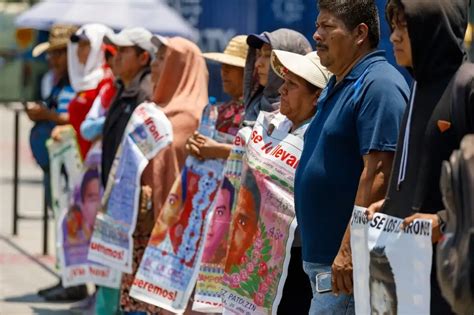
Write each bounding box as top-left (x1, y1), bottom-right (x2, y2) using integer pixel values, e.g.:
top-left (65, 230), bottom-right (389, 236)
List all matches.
top-left (90, 242), bottom-right (124, 260)
top-left (132, 278), bottom-right (178, 302)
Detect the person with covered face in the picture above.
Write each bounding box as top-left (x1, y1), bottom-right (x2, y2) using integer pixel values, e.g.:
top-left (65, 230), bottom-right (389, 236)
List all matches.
top-left (269, 49), bottom-right (331, 314)
top-left (294, 0), bottom-right (409, 313)
top-left (119, 35), bottom-right (208, 315)
top-left (51, 24), bottom-right (115, 159)
top-left (241, 28), bottom-right (313, 125)
top-left (366, 1), bottom-right (472, 313)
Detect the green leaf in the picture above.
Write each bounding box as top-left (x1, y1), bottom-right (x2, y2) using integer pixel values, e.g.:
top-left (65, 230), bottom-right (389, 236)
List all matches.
top-left (241, 282), bottom-right (254, 296)
top-left (250, 278), bottom-right (259, 292)
top-left (231, 265), bottom-right (239, 274)
top-left (263, 254), bottom-right (271, 262)
top-left (262, 245), bottom-right (271, 254)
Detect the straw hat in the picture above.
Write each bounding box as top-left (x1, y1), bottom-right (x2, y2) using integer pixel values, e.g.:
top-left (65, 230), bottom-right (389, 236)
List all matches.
top-left (271, 49), bottom-right (331, 89)
top-left (202, 35), bottom-right (248, 68)
top-left (32, 24), bottom-right (79, 57)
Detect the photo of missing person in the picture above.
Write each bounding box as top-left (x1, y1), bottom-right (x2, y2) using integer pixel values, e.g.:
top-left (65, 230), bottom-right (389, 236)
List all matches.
top-left (80, 168), bottom-right (101, 229)
top-left (201, 177), bottom-right (235, 265)
top-left (224, 168), bottom-right (261, 273)
top-left (62, 168), bottom-right (100, 248)
top-left (64, 204), bottom-right (91, 246)
top-left (148, 170), bottom-right (185, 247)
top-left (369, 246), bottom-right (398, 315)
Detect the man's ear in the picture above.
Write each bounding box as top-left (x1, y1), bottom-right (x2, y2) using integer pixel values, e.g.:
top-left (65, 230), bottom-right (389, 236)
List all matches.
top-left (354, 23), bottom-right (370, 46)
top-left (312, 88), bottom-right (322, 104)
top-left (139, 51), bottom-right (151, 66)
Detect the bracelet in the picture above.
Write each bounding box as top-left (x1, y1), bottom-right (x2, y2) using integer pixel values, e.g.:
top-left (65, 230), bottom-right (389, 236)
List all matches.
top-left (437, 213), bottom-right (447, 234)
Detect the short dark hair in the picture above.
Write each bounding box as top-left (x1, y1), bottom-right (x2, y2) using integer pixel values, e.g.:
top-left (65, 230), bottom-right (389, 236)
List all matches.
top-left (385, 0), bottom-right (406, 31)
top-left (318, 0), bottom-right (380, 48)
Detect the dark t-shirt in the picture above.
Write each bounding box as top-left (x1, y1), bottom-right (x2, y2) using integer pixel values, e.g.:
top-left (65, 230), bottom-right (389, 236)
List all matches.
top-left (294, 51), bottom-right (409, 264)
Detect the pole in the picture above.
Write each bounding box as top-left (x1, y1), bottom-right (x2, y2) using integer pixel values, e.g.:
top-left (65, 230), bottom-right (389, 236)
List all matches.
top-left (12, 110), bottom-right (20, 236)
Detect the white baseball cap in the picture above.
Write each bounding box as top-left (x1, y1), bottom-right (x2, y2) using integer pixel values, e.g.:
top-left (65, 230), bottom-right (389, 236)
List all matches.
top-left (104, 27), bottom-right (156, 55)
top-left (271, 50), bottom-right (331, 89)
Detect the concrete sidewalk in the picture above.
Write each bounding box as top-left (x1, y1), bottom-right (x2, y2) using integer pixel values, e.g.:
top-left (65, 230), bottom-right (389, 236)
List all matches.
top-left (0, 106), bottom-right (92, 315)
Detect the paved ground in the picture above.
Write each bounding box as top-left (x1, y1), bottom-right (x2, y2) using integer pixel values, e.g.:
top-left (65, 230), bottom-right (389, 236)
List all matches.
top-left (0, 104), bottom-right (93, 315)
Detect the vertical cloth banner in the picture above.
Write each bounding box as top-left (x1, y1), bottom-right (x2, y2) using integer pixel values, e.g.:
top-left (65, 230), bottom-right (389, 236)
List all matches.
top-left (48, 126), bottom-right (83, 275)
top-left (129, 149), bottom-right (228, 313)
top-left (55, 142), bottom-right (121, 288)
top-left (350, 207), bottom-right (433, 315)
top-left (88, 102), bottom-right (173, 273)
top-left (192, 126), bottom-right (252, 313)
top-left (221, 112), bottom-right (303, 315)
top-left (48, 126), bottom-right (83, 220)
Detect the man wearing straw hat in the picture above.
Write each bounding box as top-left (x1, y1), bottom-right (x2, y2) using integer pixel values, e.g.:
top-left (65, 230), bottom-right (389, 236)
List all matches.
top-left (27, 24), bottom-right (78, 172)
top-left (186, 35), bottom-right (248, 160)
top-left (27, 25), bottom-right (77, 129)
top-left (27, 24), bottom-right (89, 302)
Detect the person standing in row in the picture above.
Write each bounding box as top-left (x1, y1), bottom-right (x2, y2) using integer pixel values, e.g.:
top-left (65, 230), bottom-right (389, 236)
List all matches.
top-left (101, 27), bottom-right (156, 187)
top-left (28, 24), bottom-right (80, 302)
top-left (241, 28), bottom-right (312, 125)
top-left (294, 0), bottom-right (409, 313)
top-left (367, 1), bottom-right (472, 314)
top-left (186, 35), bottom-right (248, 160)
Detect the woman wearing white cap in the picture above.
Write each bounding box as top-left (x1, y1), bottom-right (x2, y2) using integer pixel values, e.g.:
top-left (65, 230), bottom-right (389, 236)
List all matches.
top-left (268, 49), bottom-right (331, 314)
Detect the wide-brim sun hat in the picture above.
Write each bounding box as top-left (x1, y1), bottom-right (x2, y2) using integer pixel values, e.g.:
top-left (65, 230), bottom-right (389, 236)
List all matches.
top-left (32, 24), bottom-right (79, 57)
top-left (202, 35), bottom-right (248, 68)
top-left (271, 49), bottom-right (331, 89)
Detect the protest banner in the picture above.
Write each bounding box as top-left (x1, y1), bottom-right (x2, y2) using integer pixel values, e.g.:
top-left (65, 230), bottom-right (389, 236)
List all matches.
top-left (48, 126), bottom-right (83, 219)
top-left (192, 127), bottom-right (252, 313)
top-left (47, 126), bottom-right (83, 278)
top-left (53, 141), bottom-right (121, 288)
top-left (129, 150), bottom-right (227, 313)
top-left (88, 102), bottom-right (173, 273)
top-left (350, 207), bottom-right (433, 315)
top-left (220, 112), bottom-right (303, 315)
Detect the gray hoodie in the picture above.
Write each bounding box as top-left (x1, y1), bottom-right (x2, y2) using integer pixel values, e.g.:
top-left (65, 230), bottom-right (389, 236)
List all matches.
top-left (242, 28), bottom-right (312, 124)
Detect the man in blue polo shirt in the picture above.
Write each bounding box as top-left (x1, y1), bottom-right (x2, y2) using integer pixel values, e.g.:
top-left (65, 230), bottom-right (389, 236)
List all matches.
top-left (294, 0), bottom-right (409, 313)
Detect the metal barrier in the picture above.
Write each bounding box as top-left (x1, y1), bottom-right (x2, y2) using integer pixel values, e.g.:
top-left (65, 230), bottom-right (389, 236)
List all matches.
top-left (3, 102), bottom-right (49, 255)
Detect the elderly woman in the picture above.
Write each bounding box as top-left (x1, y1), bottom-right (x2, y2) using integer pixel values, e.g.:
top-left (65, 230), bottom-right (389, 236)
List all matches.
top-left (269, 49), bottom-right (331, 314)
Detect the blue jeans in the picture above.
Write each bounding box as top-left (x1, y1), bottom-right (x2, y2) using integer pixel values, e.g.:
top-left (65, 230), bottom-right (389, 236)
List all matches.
top-left (303, 261), bottom-right (355, 315)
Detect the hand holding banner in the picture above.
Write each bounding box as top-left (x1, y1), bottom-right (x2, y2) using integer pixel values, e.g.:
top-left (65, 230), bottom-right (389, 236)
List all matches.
top-left (350, 207), bottom-right (433, 314)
